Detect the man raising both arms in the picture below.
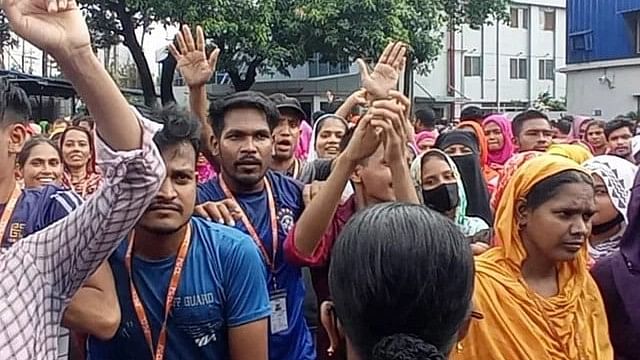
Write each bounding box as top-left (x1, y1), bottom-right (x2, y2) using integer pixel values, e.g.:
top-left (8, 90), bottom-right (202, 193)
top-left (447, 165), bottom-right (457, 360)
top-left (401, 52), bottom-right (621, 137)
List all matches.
top-left (87, 106), bottom-right (270, 360)
top-left (0, 0), bottom-right (165, 358)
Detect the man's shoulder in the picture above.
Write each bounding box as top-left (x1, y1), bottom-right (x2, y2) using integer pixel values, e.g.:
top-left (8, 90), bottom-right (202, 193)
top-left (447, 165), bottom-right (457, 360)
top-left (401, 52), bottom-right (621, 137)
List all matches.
top-left (267, 170), bottom-right (303, 197)
top-left (21, 185), bottom-right (82, 219)
top-left (191, 217), bottom-right (255, 253)
top-left (196, 178), bottom-right (223, 203)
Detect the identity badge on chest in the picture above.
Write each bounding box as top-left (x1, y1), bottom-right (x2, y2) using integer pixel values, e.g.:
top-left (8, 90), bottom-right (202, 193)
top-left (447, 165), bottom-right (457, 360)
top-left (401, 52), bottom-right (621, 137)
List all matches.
top-left (269, 289), bottom-right (288, 334)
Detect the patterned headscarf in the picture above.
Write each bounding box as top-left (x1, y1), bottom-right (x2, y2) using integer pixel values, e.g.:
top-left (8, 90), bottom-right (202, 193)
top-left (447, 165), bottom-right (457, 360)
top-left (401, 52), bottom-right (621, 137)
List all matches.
top-left (583, 156), bottom-right (637, 260)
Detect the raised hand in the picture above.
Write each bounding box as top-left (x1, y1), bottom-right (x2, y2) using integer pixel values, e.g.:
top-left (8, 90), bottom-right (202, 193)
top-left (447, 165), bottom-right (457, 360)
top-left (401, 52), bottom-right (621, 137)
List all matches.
top-left (356, 42), bottom-right (406, 100)
top-left (194, 199), bottom-right (242, 226)
top-left (169, 25), bottom-right (220, 89)
top-left (335, 88), bottom-right (368, 119)
top-left (2, 0), bottom-right (91, 60)
top-left (389, 89), bottom-right (415, 142)
top-left (342, 112), bottom-right (382, 164)
top-left (368, 98), bottom-right (407, 164)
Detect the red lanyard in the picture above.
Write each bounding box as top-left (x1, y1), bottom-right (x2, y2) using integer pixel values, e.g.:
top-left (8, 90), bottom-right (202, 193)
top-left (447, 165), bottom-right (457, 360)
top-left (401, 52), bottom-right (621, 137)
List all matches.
top-left (219, 177), bottom-right (279, 277)
top-left (125, 224), bottom-right (191, 360)
top-left (0, 183), bottom-right (21, 245)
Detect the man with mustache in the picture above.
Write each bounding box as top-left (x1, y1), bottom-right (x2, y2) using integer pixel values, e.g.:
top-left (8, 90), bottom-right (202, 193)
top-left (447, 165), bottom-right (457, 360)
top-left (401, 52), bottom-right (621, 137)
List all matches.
top-left (87, 106), bottom-right (270, 360)
top-left (194, 90), bottom-right (317, 360)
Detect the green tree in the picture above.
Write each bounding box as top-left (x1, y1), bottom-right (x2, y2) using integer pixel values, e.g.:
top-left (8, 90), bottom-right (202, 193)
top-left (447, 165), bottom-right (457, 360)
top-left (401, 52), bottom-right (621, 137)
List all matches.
top-left (80, 0), bottom-right (159, 106)
top-left (83, 0), bottom-right (509, 98)
top-left (534, 91), bottom-right (567, 112)
top-left (190, 0), bottom-right (510, 91)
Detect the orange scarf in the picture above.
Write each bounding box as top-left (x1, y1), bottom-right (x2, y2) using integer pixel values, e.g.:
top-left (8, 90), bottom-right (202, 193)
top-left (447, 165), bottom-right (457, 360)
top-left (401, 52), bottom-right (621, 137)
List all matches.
top-left (453, 155), bottom-right (612, 360)
top-left (458, 121), bottom-right (499, 192)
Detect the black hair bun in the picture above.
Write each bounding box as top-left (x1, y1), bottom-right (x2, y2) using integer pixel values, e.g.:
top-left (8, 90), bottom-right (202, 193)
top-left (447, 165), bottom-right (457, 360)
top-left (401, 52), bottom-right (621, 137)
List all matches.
top-left (371, 334), bottom-right (445, 360)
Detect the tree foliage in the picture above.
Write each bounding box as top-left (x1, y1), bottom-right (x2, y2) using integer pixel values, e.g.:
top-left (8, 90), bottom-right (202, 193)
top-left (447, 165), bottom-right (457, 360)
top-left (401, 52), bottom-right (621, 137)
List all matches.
top-left (80, 0), bottom-right (160, 106)
top-left (81, 0), bottom-right (509, 95)
top-left (534, 91), bottom-right (567, 112)
top-left (187, 0), bottom-right (510, 90)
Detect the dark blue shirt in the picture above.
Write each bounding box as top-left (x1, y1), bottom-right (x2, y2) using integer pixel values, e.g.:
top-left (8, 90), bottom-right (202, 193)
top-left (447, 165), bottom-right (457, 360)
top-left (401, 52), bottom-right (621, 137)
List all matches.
top-left (1, 185), bottom-right (82, 246)
top-left (197, 171), bottom-right (316, 360)
top-left (87, 217), bottom-right (271, 359)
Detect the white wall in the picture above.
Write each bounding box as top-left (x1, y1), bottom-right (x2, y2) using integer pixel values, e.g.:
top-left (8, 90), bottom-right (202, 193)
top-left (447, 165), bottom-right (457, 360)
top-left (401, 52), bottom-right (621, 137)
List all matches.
top-left (566, 65), bottom-right (640, 119)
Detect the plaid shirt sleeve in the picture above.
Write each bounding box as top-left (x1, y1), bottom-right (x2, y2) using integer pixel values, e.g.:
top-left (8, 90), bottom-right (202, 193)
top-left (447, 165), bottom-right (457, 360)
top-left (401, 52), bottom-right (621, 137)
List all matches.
top-left (0, 112), bottom-right (165, 359)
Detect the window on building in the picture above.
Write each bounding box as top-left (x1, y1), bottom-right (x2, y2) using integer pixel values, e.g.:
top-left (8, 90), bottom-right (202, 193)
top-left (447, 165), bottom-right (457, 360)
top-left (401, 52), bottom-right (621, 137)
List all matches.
top-left (542, 10), bottom-right (556, 31)
top-left (308, 54), bottom-right (350, 78)
top-left (510, 58), bottom-right (528, 79)
top-left (510, 8), bottom-right (519, 28)
top-left (538, 60), bottom-right (555, 80)
top-left (464, 56), bottom-right (482, 76)
top-left (510, 7), bottom-right (529, 29)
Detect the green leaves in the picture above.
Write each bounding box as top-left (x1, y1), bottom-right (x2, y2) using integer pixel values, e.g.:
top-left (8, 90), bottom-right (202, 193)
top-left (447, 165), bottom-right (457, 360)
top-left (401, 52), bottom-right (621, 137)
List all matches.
top-left (77, 0), bottom-right (508, 90)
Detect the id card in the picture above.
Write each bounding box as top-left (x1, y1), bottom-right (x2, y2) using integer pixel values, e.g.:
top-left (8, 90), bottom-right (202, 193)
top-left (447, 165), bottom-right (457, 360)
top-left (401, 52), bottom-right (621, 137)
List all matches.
top-left (269, 290), bottom-right (288, 334)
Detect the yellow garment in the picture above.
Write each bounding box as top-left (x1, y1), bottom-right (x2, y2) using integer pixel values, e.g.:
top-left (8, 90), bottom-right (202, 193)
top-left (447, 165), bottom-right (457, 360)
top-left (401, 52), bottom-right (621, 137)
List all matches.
top-left (453, 155), bottom-right (612, 360)
top-left (547, 143), bottom-right (593, 164)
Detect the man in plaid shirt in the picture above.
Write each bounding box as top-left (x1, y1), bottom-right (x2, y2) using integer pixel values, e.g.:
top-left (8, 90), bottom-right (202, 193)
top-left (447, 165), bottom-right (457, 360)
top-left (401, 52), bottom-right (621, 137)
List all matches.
top-left (0, 0), bottom-right (166, 358)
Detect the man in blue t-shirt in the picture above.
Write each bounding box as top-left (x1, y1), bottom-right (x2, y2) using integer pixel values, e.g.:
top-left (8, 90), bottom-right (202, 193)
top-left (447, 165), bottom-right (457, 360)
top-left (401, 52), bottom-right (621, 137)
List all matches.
top-left (87, 105), bottom-right (270, 360)
top-left (194, 91), bottom-right (316, 360)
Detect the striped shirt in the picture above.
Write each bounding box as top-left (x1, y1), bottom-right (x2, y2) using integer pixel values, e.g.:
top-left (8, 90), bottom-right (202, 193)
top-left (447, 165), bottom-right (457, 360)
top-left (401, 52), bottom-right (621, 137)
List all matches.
top-left (0, 116), bottom-right (165, 359)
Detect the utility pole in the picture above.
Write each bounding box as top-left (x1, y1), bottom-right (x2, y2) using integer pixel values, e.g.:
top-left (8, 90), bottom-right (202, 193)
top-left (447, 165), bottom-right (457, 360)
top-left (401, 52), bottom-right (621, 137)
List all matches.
top-left (41, 50), bottom-right (48, 77)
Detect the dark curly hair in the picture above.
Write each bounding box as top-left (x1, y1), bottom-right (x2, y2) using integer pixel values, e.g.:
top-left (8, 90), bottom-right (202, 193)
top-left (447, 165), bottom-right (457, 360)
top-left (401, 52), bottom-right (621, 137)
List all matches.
top-left (151, 104), bottom-right (201, 157)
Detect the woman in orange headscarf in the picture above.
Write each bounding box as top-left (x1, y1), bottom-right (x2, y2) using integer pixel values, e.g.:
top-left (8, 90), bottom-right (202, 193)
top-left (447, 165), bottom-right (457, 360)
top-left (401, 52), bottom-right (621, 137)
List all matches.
top-left (454, 155), bottom-right (612, 360)
top-left (458, 121), bottom-right (500, 193)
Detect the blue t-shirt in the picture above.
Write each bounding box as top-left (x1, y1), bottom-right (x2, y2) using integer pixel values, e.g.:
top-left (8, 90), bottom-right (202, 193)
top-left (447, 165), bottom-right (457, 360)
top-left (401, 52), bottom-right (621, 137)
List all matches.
top-left (87, 217), bottom-right (271, 359)
top-left (1, 184), bottom-right (82, 246)
top-left (197, 171), bottom-right (316, 360)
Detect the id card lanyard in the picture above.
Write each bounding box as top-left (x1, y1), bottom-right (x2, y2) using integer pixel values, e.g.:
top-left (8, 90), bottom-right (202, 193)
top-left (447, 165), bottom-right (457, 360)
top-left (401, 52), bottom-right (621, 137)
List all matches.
top-left (0, 183), bottom-right (21, 246)
top-left (219, 177), bottom-right (279, 289)
top-left (125, 224), bottom-right (192, 360)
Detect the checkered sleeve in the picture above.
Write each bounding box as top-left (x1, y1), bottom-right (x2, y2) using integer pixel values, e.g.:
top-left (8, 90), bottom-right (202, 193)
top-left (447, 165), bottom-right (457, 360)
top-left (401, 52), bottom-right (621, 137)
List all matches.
top-left (11, 113), bottom-right (165, 302)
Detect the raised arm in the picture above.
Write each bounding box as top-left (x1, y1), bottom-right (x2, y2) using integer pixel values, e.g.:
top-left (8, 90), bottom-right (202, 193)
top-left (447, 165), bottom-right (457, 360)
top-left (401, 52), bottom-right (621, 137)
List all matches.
top-left (1, 0), bottom-right (165, 299)
top-left (4, 0), bottom-right (142, 151)
top-left (334, 89), bottom-right (367, 120)
top-left (371, 95), bottom-right (419, 204)
top-left (291, 113), bottom-right (381, 257)
top-left (170, 25), bottom-right (220, 165)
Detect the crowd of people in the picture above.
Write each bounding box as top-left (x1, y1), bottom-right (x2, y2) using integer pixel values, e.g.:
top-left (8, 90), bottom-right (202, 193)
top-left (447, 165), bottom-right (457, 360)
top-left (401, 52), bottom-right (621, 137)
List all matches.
top-left (1, 1), bottom-right (640, 360)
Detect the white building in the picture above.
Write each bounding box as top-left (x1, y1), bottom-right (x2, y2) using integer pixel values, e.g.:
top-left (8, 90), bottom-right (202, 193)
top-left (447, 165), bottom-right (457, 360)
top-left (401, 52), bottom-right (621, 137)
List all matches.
top-left (417, 0), bottom-right (567, 119)
top-left (247, 0), bottom-right (568, 120)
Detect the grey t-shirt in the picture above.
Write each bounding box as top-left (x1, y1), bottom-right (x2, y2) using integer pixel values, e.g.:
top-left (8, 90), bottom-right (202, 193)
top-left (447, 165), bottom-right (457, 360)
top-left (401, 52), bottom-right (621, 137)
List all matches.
top-left (298, 159), bottom-right (333, 184)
